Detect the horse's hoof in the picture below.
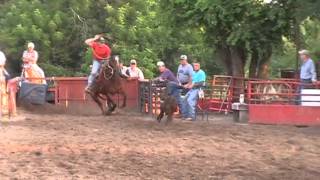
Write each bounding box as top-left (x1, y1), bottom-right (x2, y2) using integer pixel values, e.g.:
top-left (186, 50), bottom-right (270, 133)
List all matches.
top-left (104, 111), bottom-right (112, 116)
top-left (109, 104), bottom-right (117, 112)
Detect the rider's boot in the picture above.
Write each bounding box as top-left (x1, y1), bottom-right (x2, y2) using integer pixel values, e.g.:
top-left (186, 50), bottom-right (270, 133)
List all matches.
top-left (85, 85), bottom-right (93, 94)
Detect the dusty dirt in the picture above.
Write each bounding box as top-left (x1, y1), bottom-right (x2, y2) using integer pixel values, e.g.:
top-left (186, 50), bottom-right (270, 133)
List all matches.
top-left (0, 105), bottom-right (320, 180)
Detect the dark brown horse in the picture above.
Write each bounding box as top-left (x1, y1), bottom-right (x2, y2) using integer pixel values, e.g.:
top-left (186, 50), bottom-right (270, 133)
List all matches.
top-left (88, 57), bottom-right (127, 115)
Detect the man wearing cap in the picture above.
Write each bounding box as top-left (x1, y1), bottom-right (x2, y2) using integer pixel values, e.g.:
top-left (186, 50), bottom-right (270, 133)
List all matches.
top-left (182, 62), bottom-right (206, 121)
top-left (156, 61), bottom-right (180, 92)
top-left (299, 49), bottom-right (317, 84)
top-left (155, 61), bottom-right (183, 113)
top-left (298, 50), bottom-right (317, 104)
top-left (176, 55), bottom-right (193, 116)
top-left (177, 55), bottom-right (193, 90)
top-left (85, 34), bottom-right (111, 92)
top-left (125, 59), bottom-right (144, 80)
top-left (156, 61), bottom-right (178, 83)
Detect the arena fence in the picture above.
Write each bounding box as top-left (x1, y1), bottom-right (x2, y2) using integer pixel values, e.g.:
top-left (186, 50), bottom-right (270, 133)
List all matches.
top-left (2, 75), bottom-right (320, 125)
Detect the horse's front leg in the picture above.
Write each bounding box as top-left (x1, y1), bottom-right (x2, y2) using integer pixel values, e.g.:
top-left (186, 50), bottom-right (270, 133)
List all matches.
top-left (105, 94), bottom-right (116, 115)
top-left (90, 93), bottom-right (106, 115)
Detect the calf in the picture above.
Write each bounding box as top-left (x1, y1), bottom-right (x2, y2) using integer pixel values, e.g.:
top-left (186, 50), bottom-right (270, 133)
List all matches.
top-left (157, 94), bottom-right (178, 124)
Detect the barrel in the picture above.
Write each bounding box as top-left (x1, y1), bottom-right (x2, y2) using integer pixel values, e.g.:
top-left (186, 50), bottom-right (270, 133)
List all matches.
top-left (280, 69), bottom-right (296, 79)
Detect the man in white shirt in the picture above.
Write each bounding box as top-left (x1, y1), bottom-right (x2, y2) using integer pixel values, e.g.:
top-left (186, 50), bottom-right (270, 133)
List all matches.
top-left (126, 59), bottom-right (144, 80)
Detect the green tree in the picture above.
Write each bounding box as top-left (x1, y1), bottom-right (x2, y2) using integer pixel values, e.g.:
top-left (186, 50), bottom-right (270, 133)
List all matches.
top-left (161, 0), bottom-right (293, 78)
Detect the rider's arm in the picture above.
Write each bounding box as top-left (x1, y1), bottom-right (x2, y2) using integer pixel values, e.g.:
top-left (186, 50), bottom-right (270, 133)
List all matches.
top-left (85, 35), bottom-right (101, 46)
top-left (187, 64), bottom-right (194, 84)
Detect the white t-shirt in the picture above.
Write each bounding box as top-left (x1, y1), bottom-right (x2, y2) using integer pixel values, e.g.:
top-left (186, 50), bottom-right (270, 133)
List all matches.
top-left (0, 51), bottom-right (6, 66)
top-left (22, 50), bottom-right (38, 64)
top-left (126, 67), bottom-right (144, 80)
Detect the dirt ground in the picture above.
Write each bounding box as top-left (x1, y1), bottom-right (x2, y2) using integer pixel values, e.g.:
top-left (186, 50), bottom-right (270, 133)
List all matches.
top-left (0, 104), bottom-right (320, 180)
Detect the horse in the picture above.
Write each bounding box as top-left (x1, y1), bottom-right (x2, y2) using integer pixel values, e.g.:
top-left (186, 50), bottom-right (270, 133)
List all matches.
top-left (88, 57), bottom-right (127, 115)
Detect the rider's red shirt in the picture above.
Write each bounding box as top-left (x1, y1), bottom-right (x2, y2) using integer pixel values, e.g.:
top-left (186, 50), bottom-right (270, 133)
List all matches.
top-left (91, 42), bottom-right (111, 61)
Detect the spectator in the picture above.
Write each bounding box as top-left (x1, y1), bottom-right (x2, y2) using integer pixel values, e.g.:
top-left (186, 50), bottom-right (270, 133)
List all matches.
top-left (0, 50), bottom-right (18, 116)
top-left (0, 50), bottom-right (9, 82)
top-left (177, 55), bottom-right (193, 87)
top-left (113, 55), bottom-right (129, 78)
top-left (181, 61), bottom-right (206, 121)
top-left (155, 61), bottom-right (178, 83)
top-left (299, 49), bottom-right (317, 84)
top-left (84, 35), bottom-right (111, 93)
top-left (22, 42), bottom-right (46, 84)
top-left (119, 62), bottom-right (128, 77)
top-left (298, 49), bottom-right (317, 104)
top-left (126, 59), bottom-right (144, 80)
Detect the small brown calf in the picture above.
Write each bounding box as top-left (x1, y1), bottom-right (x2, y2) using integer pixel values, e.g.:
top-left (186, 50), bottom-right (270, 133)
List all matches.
top-left (156, 94), bottom-right (178, 124)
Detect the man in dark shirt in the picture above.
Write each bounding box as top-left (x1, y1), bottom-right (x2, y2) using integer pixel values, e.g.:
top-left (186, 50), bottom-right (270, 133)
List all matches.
top-left (156, 61), bottom-right (178, 83)
top-left (155, 61), bottom-right (182, 111)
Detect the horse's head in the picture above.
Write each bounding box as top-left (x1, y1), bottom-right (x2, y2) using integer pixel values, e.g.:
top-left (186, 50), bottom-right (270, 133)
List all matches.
top-left (100, 56), bottom-right (120, 80)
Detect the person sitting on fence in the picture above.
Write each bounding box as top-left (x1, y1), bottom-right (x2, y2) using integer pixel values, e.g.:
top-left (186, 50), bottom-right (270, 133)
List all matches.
top-left (85, 34), bottom-right (112, 93)
top-left (126, 59), bottom-right (144, 80)
top-left (181, 61), bottom-right (206, 121)
top-left (22, 42), bottom-right (46, 84)
top-left (154, 61), bottom-right (182, 108)
top-left (115, 55), bottom-right (129, 78)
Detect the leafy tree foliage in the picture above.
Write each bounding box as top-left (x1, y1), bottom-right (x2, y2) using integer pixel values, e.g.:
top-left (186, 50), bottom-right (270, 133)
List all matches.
top-left (0, 0), bottom-right (319, 79)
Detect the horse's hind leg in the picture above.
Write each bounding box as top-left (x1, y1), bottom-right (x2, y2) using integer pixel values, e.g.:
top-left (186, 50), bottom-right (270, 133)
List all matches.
top-left (120, 90), bottom-right (127, 108)
top-left (157, 110), bottom-right (164, 123)
top-left (165, 113), bottom-right (173, 125)
top-left (91, 93), bottom-right (106, 115)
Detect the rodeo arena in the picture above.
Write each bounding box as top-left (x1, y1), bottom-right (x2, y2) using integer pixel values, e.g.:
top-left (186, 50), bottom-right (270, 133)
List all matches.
top-left (0, 39), bottom-right (320, 179)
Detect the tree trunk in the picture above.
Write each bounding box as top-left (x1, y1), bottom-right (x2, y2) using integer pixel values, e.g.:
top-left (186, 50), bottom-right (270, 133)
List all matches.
top-left (257, 47), bottom-right (272, 79)
top-left (217, 44), bottom-right (232, 76)
top-left (230, 46), bottom-right (245, 77)
top-left (249, 50), bottom-right (258, 78)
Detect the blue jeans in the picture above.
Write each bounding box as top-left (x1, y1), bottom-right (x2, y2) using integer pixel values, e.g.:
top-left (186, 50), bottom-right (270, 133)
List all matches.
top-left (298, 79), bottom-right (312, 105)
top-left (88, 60), bottom-right (103, 86)
top-left (166, 81), bottom-right (183, 112)
top-left (181, 88), bottom-right (199, 120)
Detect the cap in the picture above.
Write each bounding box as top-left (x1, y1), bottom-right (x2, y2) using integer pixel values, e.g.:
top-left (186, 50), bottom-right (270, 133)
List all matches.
top-left (27, 42), bottom-right (35, 49)
top-left (157, 61), bottom-right (165, 67)
top-left (180, 55), bottom-right (187, 60)
top-left (298, 49), bottom-right (310, 56)
top-left (130, 59), bottom-right (137, 64)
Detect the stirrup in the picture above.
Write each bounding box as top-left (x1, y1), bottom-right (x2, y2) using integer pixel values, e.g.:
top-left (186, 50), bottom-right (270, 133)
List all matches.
top-left (85, 86), bottom-right (92, 94)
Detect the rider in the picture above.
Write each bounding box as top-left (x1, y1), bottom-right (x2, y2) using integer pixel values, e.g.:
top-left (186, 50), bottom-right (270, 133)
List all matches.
top-left (85, 34), bottom-right (112, 93)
